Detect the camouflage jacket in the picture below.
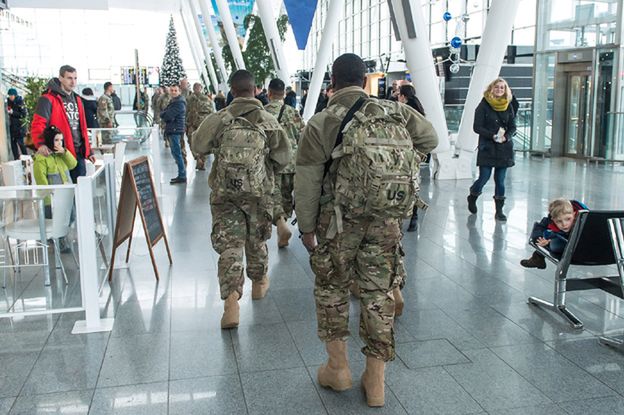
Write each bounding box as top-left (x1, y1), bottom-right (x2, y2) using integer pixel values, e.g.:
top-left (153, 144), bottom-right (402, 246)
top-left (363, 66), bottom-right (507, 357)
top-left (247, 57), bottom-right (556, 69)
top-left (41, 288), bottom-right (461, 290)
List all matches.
top-left (191, 97), bottom-right (292, 193)
top-left (264, 99), bottom-right (304, 174)
top-left (186, 92), bottom-right (214, 131)
top-left (96, 94), bottom-right (115, 127)
top-left (294, 86), bottom-right (439, 234)
top-left (157, 93), bottom-right (171, 126)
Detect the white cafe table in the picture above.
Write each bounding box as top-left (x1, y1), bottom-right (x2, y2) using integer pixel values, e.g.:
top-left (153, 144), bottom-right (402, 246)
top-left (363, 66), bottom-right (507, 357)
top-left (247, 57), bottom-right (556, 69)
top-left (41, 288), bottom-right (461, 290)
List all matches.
top-left (0, 189), bottom-right (53, 286)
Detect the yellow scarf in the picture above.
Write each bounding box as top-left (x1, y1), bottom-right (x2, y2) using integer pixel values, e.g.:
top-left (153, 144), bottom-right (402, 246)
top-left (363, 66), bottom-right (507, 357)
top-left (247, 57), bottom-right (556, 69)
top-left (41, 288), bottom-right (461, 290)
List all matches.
top-left (484, 93), bottom-right (509, 112)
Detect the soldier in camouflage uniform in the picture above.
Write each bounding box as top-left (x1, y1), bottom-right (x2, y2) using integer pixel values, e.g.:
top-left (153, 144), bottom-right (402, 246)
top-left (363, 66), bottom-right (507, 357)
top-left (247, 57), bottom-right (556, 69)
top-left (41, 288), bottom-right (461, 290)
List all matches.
top-left (96, 82), bottom-right (116, 145)
top-left (192, 70), bottom-right (291, 329)
top-left (294, 54), bottom-right (438, 407)
top-left (264, 78), bottom-right (305, 248)
top-left (157, 87), bottom-right (171, 147)
top-left (186, 82), bottom-right (214, 170)
top-left (152, 87), bottom-right (163, 124)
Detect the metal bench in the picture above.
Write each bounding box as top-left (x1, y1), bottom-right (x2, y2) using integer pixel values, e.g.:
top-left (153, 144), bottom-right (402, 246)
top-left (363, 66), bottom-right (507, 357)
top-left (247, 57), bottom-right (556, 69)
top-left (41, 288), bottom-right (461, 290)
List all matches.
top-left (527, 210), bottom-right (624, 333)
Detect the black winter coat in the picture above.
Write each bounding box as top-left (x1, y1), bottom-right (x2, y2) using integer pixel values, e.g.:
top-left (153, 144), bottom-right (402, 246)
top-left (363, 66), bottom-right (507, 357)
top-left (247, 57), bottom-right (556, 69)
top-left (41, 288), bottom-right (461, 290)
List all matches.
top-left (80, 96), bottom-right (100, 129)
top-left (160, 95), bottom-right (186, 135)
top-left (473, 98), bottom-right (516, 168)
top-left (7, 96), bottom-right (27, 137)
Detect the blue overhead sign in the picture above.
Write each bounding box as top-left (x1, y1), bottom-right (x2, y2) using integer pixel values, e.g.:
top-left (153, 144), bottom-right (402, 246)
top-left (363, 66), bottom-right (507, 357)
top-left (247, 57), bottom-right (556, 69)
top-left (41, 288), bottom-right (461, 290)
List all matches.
top-left (210, 0), bottom-right (255, 38)
top-left (283, 0), bottom-right (318, 50)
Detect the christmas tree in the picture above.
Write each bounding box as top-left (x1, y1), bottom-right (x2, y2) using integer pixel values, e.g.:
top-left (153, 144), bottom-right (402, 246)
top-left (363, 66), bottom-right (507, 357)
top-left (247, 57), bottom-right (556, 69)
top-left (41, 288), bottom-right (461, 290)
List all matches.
top-left (160, 16), bottom-right (186, 86)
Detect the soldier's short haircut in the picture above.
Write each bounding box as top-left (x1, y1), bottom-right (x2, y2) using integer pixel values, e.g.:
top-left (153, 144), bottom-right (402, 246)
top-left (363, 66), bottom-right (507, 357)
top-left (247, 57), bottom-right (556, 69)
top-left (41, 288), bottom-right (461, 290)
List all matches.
top-left (229, 70), bottom-right (255, 95)
top-left (268, 78), bottom-right (285, 94)
top-left (104, 82), bottom-right (112, 91)
top-left (332, 53), bottom-right (366, 88)
top-left (59, 65), bottom-right (76, 77)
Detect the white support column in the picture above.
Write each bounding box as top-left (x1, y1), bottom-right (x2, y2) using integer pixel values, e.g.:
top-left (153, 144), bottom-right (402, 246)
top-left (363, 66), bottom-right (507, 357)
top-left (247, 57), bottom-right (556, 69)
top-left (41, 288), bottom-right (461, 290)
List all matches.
top-left (180, 7), bottom-right (212, 90)
top-left (187, 0), bottom-right (220, 91)
top-left (256, 0), bottom-right (290, 82)
top-left (72, 173), bottom-right (114, 334)
top-left (388, 0), bottom-right (449, 154)
top-left (214, 0), bottom-right (246, 70)
top-left (199, 0), bottom-right (230, 91)
top-left (302, 0), bottom-right (342, 122)
top-left (435, 0), bottom-right (521, 179)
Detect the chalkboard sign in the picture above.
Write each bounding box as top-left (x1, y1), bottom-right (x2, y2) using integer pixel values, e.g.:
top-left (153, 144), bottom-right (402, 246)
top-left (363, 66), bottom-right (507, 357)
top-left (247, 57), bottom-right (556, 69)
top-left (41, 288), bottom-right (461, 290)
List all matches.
top-left (109, 156), bottom-right (172, 281)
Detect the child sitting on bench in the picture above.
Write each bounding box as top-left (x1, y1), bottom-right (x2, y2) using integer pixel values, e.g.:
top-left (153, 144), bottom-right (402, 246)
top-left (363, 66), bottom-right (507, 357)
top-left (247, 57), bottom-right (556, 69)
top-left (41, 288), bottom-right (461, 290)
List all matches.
top-left (520, 198), bottom-right (588, 269)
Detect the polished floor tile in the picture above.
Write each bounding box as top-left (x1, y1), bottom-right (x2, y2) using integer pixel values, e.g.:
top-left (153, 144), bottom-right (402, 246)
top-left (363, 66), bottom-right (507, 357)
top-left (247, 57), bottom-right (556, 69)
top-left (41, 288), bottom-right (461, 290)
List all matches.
top-left (90, 382), bottom-right (168, 415)
top-left (241, 367), bottom-right (326, 415)
top-left (0, 398), bottom-right (14, 415)
top-left (168, 375), bottom-right (247, 415)
top-left (9, 390), bottom-right (92, 415)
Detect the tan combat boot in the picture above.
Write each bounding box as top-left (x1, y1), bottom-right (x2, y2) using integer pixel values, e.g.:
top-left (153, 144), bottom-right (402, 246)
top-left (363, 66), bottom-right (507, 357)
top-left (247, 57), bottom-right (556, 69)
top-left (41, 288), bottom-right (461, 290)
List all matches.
top-left (317, 340), bottom-right (353, 391)
top-left (276, 217), bottom-right (292, 248)
top-left (251, 276), bottom-right (270, 300)
top-left (362, 356), bottom-right (385, 407)
top-left (393, 287), bottom-right (404, 317)
top-left (221, 292), bottom-right (240, 329)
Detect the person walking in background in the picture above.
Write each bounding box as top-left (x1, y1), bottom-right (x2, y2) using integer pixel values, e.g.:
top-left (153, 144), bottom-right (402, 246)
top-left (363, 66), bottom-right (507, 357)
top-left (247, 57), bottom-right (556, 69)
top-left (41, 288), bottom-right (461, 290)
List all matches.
top-left (6, 87), bottom-right (27, 159)
top-left (80, 88), bottom-right (99, 129)
top-left (284, 86), bottom-right (297, 108)
top-left (30, 65), bottom-right (95, 182)
top-left (186, 82), bottom-right (213, 171)
top-left (151, 86), bottom-right (163, 123)
top-left (467, 78), bottom-right (517, 222)
top-left (214, 91), bottom-right (226, 111)
top-left (265, 78), bottom-right (305, 248)
top-left (398, 84), bottom-right (426, 231)
top-left (97, 82), bottom-right (116, 144)
top-left (157, 86), bottom-right (171, 147)
top-left (133, 86), bottom-right (149, 113)
top-left (160, 84), bottom-right (187, 184)
top-left (191, 70), bottom-right (291, 330)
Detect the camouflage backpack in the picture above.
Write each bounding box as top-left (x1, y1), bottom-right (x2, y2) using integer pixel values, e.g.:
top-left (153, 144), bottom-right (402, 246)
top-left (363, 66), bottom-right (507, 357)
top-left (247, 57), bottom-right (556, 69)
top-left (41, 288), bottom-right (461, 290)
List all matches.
top-left (327, 97), bottom-right (420, 220)
top-left (214, 109), bottom-right (270, 199)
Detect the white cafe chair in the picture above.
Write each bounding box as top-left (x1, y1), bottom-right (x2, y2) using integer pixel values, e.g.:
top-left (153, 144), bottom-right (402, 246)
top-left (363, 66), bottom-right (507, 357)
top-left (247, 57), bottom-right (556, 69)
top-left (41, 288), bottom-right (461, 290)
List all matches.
top-left (4, 188), bottom-right (77, 286)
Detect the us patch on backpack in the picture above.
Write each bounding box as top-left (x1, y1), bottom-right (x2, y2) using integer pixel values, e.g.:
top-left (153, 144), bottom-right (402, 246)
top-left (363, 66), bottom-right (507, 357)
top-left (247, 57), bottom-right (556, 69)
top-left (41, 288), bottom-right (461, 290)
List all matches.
top-left (331, 99), bottom-right (420, 219)
top-left (214, 110), bottom-right (270, 199)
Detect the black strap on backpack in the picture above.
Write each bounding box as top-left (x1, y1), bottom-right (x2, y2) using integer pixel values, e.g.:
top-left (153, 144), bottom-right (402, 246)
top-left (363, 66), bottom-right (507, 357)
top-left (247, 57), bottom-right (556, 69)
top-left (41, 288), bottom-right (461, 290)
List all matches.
top-left (277, 104), bottom-right (287, 123)
top-left (323, 97), bottom-right (367, 178)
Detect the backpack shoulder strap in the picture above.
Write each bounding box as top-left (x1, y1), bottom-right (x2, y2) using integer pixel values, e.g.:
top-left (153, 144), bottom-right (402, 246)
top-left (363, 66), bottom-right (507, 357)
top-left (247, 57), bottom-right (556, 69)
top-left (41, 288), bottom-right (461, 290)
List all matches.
top-left (323, 96), bottom-right (367, 178)
top-left (277, 104), bottom-right (287, 123)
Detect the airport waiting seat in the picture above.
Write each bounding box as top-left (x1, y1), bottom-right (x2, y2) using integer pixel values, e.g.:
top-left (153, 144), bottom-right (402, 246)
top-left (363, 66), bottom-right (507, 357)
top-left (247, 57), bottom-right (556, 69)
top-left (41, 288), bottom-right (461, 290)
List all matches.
top-left (527, 211), bottom-right (624, 336)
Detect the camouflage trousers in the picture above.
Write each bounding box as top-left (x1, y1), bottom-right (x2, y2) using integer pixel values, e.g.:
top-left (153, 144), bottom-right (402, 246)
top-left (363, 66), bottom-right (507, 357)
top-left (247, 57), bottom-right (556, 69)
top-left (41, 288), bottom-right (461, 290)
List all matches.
top-left (186, 126), bottom-right (206, 168)
top-left (310, 209), bottom-right (402, 361)
top-left (272, 173), bottom-right (294, 224)
top-left (210, 194), bottom-right (272, 300)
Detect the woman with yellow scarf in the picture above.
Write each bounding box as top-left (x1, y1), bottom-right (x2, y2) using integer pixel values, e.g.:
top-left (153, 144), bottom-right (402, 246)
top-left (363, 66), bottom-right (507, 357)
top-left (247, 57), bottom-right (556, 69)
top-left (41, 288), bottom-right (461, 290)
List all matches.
top-left (467, 78), bottom-right (517, 221)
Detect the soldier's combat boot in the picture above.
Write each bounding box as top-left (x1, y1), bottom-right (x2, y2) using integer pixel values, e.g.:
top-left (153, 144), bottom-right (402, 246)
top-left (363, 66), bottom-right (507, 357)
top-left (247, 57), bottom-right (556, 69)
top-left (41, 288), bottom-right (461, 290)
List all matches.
top-left (276, 217), bottom-right (292, 248)
top-left (467, 192), bottom-right (480, 214)
top-left (520, 251), bottom-right (546, 269)
top-left (318, 340), bottom-right (353, 391)
top-left (362, 356), bottom-right (385, 407)
top-left (494, 196), bottom-right (507, 222)
top-left (221, 292), bottom-right (240, 329)
top-left (393, 287), bottom-right (404, 317)
top-left (251, 276), bottom-right (270, 299)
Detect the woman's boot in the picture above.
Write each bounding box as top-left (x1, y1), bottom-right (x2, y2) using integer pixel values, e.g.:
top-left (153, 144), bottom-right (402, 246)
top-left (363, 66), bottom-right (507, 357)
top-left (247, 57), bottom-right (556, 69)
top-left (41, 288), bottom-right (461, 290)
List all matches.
top-left (467, 192), bottom-right (480, 214)
top-left (494, 197), bottom-right (507, 222)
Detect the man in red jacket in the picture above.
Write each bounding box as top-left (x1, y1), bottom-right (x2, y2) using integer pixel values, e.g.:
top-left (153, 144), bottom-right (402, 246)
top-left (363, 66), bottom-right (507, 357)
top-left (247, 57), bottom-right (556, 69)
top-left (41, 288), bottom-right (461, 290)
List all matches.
top-left (31, 65), bottom-right (96, 183)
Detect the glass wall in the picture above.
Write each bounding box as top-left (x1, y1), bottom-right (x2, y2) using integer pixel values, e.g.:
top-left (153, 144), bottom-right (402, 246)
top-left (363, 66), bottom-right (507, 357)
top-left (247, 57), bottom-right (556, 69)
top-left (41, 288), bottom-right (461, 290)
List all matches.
top-left (532, 0), bottom-right (623, 159)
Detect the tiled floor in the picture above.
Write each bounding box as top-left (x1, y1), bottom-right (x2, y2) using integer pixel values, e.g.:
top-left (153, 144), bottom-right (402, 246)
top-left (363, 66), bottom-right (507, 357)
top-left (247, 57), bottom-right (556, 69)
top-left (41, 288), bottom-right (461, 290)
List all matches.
top-left (2, 149), bottom-right (624, 414)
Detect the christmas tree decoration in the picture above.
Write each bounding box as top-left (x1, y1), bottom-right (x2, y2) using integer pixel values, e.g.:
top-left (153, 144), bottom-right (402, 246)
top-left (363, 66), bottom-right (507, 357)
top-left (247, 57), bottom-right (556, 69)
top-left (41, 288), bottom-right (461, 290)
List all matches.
top-left (443, 11), bottom-right (452, 21)
top-left (160, 15), bottom-right (187, 87)
top-left (450, 36), bottom-right (463, 48)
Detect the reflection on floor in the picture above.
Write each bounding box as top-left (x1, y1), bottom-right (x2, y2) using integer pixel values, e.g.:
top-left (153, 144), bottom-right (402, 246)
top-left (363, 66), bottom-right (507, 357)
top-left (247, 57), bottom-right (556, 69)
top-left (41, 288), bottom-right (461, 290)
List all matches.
top-left (2, 151), bottom-right (624, 414)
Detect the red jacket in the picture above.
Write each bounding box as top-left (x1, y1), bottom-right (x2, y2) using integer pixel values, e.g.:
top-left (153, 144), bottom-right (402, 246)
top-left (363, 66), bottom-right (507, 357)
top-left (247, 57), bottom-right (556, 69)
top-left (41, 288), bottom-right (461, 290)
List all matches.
top-left (30, 78), bottom-right (93, 159)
